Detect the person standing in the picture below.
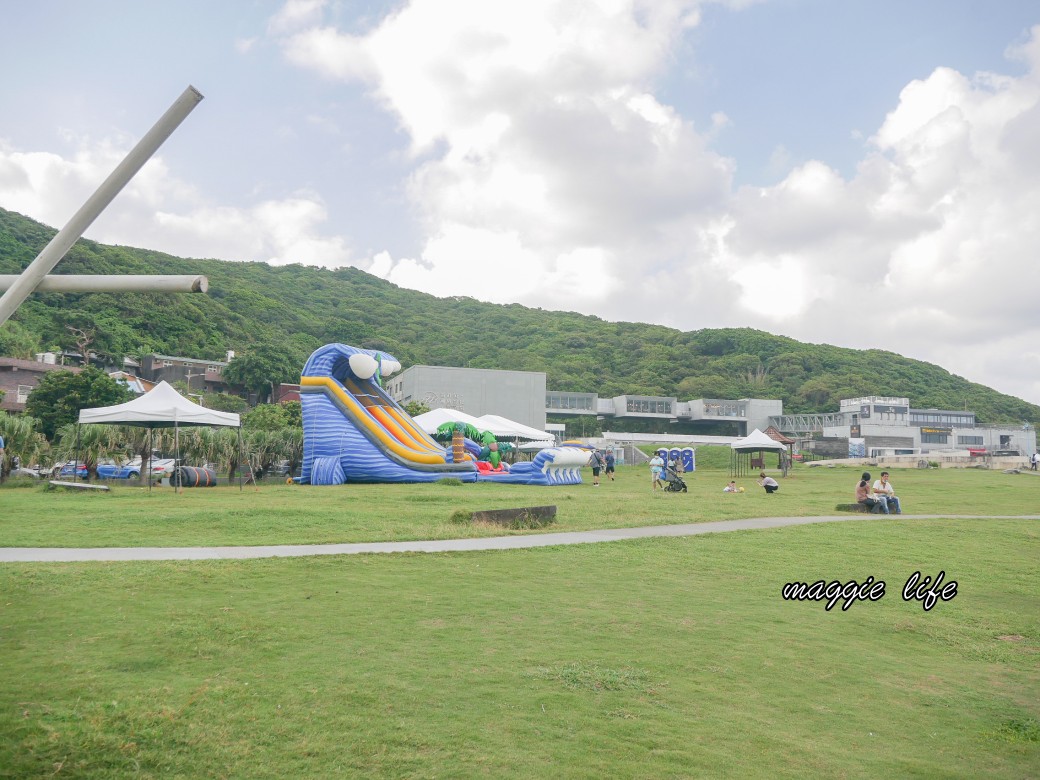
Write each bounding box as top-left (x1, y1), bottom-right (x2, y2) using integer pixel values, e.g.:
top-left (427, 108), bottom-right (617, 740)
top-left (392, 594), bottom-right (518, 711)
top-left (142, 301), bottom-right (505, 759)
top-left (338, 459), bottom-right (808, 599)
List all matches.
top-left (1032, 451), bottom-right (1039, 471)
top-left (604, 450), bottom-right (616, 481)
top-left (649, 452), bottom-right (664, 490)
top-left (872, 471), bottom-right (902, 514)
top-left (589, 449), bottom-right (604, 486)
top-left (758, 471), bottom-right (780, 494)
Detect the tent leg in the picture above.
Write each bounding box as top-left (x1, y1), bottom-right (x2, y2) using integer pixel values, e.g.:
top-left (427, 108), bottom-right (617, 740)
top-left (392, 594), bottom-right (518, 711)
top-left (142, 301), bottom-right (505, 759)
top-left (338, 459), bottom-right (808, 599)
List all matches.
top-left (175, 422), bottom-right (180, 495)
top-left (147, 428), bottom-right (152, 493)
top-left (238, 427), bottom-right (244, 492)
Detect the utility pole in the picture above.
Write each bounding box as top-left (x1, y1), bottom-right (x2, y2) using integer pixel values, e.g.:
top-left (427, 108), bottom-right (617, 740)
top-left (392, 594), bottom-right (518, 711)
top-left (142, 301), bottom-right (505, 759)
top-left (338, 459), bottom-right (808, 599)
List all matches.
top-left (184, 369), bottom-right (206, 406)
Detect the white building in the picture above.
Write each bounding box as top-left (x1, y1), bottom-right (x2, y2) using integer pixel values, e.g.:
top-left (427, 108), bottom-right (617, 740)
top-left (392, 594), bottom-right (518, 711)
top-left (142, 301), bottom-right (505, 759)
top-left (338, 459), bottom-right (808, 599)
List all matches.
top-left (819, 396), bottom-right (1035, 456)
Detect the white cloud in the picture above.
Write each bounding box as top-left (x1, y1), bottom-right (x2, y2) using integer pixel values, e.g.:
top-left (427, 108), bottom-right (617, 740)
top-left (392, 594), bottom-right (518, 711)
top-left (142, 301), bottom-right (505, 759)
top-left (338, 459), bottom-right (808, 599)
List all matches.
top-left (3, 4), bottom-right (1040, 407)
top-left (0, 137), bottom-right (352, 268)
top-left (269, 7), bottom-right (1040, 403)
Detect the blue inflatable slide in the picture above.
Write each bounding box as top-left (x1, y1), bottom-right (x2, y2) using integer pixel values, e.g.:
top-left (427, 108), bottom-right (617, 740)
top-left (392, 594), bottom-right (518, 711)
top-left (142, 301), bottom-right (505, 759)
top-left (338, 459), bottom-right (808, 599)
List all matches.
top-left (299, 343), bottom-right (586, 485)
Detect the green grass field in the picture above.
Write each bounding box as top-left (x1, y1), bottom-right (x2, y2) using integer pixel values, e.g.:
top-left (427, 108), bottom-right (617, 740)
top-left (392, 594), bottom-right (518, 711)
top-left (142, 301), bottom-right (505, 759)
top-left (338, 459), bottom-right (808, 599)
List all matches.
top-left (1, 464), bottom-right (1038, 777)
top-left (1, 463), bottom-right (1038, 548)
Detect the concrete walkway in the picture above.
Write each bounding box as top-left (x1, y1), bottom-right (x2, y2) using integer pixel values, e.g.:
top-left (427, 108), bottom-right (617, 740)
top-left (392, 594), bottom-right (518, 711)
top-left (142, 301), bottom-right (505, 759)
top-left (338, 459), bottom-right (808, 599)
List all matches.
top-left (1, 514), bottom-right (1037, 563)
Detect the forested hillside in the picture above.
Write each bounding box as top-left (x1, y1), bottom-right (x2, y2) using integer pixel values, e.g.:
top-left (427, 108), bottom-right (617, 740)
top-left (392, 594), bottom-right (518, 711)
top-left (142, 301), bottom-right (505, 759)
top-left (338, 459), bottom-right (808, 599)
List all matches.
top-left (2, 207), bottom-right (1038, 425)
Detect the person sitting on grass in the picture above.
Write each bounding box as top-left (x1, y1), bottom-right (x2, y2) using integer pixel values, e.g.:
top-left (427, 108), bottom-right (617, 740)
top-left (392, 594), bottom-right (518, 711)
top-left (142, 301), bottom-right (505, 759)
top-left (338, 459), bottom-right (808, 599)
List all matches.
top-left (723, 480), bottom-right (743, 493)
top-left (856, 472), bottom-right (887, 514)
top-left (758, 471), bottom-right (779, 494)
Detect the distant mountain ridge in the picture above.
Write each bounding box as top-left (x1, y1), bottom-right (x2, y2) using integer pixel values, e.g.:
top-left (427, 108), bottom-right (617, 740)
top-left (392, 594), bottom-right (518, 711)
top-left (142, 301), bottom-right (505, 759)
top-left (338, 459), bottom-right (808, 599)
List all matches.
top-left (1, 206), bottom-right (1037, 426)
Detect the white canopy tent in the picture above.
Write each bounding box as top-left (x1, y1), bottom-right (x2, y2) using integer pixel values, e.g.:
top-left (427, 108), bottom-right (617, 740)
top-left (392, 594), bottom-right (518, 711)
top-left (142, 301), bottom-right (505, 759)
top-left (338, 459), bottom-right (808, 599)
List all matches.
top-left (77, 381), bottom-right (242, 491)
top-left (730, 428), bottom-right (789, 452)
top-left (79, 381), bottom-right (240, 428)
top-left (516, 439), bottom-right (556, 451)
top-left (412, 407), bottom-right (486, 434)
top-left (729, 428), bottom-right (790, 478)
top-left (475, 414), bottom-right (552, 441)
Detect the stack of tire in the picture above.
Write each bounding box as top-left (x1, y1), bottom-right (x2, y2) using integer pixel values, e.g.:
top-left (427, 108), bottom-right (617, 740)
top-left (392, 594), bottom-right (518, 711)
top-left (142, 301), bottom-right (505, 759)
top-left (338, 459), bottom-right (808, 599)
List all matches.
top-left (174, 466), bottom-right (217, 487)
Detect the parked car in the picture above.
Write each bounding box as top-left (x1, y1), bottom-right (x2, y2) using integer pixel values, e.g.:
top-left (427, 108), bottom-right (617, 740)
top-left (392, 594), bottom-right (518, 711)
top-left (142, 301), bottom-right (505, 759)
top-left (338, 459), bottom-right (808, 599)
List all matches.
top-left (96, 456), bottom-right (177, 480)
top-left (53, 461), bottom-right (88, 478)
top-left (10, 465), bottom-right (43, 479)
top-left (96, 461), bottom-right (142, 479)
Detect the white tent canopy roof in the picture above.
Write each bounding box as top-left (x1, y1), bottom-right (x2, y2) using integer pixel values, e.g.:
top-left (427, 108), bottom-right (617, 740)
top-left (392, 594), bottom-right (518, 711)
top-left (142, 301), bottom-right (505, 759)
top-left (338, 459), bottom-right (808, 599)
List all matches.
top-left (730, 428), bottom-right (788, 452)
top-left (516, 439), bottom-right (556, 451)
top-left (78, 380), bottom-right (240, 428)
top-left (475, 414), bottom-right (552, 441)
top-left (412, 407), bottom-right (486, 434)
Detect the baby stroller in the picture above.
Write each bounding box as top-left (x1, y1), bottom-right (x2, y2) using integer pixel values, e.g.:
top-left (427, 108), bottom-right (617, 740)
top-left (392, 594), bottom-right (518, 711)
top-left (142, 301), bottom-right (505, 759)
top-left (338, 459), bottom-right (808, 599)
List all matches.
top-left (662, 463), bottom-right (688, 492)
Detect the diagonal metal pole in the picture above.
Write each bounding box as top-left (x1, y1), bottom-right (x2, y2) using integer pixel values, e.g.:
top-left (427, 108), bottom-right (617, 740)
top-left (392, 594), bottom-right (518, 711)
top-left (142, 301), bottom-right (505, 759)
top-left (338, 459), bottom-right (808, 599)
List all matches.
top-left (0, 85), bottom-right (204, 326)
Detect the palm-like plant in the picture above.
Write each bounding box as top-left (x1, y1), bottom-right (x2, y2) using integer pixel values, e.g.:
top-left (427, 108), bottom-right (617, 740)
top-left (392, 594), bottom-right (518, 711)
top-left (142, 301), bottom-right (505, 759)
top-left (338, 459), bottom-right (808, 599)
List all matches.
top-left (283, 427), bottom-right (304, 478)
top-left (0, 412), bottom-right (49, 478)
top-left (211, 427), bottom-right (245, 482)
top-left (178, 427), bottom-right (211, 468)
top-left (54, 423), bottom-right (122, 481)
top-left (245, 429), bottom-right (284, 479)
top-left (116, 426), bottom-right (174, 483)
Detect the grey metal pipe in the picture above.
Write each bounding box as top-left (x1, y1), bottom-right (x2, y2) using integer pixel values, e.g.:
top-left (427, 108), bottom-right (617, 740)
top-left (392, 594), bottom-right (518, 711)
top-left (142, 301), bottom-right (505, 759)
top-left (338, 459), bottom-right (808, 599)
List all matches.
top-left (0, 85), bottom-right (205, 326)
top-left (0, 274), bottom-right (208, 293)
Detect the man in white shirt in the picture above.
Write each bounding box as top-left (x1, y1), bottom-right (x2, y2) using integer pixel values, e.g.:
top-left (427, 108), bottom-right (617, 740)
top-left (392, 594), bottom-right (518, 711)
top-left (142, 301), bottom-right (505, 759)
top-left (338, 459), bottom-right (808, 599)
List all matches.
top-left (872, 471), bottom-right (902, 514)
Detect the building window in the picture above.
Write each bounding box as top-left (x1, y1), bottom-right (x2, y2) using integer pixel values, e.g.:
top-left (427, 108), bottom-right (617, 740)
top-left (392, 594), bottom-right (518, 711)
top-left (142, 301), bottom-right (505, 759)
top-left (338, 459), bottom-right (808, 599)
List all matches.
top-left (957, 436), bottom-right (983, 446)
top-left (162, 360), bottom-right (174, 367)
top-left (921, 433), bottom-right (948, 444)
top-left (16, 384), bottom-right (33, 404)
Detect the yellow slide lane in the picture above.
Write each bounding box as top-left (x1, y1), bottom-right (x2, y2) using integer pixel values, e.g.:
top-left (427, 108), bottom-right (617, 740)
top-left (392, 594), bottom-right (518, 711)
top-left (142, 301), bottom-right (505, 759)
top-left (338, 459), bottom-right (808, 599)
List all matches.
top-left (343, 378), bottom-right (443, 455)
top-left (301, 376), bottom-right (448, 465)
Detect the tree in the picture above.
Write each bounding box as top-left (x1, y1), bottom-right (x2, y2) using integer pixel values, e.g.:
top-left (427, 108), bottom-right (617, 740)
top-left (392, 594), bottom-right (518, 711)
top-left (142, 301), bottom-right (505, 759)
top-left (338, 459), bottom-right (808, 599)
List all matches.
top-left (404, 400), bottom-right (431, 418)
top-left (281, 400), bottom-right (302, 428)
top-left (222, 344), bottom-right (301, 404)
top-left (243, 403), bottom-right (291, 431)
top-left (0, 320), bottom-right (40, 359)
top-left (25, 367), bottom-right (133, 440)
top-left (203, 392), bottom-right (249, 414)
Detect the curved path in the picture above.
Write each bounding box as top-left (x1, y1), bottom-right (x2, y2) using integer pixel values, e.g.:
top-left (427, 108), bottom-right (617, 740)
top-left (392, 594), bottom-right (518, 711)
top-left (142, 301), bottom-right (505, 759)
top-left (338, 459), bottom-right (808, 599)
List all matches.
top-left (2, 514), bottom-right (1037, 563)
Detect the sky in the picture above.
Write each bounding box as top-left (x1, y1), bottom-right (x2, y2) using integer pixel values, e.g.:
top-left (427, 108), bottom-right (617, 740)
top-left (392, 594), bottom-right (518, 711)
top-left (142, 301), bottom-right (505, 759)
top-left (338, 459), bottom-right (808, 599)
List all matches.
top-left (2, 0), bottom-right (1039, 406)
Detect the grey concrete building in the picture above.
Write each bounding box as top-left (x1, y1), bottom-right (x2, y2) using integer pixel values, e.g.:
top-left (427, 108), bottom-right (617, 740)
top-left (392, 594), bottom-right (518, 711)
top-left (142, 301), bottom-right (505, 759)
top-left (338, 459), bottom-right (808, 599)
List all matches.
top-left (390, 364), bottom-right (783, 436)
top-left (388, 365), bottom-right (548, 430)
top-left (545, 390), bottom-right (781, 435)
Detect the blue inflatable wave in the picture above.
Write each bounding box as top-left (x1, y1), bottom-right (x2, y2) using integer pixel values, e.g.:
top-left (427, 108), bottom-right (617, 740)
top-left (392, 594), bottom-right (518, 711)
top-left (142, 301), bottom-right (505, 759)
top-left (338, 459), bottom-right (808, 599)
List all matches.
top-left (300, 343), bottom-right (582, 486)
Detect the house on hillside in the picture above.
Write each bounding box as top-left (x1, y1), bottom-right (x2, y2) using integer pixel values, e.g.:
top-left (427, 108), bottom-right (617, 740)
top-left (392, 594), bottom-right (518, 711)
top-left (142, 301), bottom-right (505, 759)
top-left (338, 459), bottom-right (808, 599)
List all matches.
top-left (139, 353), bottom-right (233, 395)
top-left (0, 357), bottom-right (82, 413)
top-left (108, 370), bottom-right (158, 395)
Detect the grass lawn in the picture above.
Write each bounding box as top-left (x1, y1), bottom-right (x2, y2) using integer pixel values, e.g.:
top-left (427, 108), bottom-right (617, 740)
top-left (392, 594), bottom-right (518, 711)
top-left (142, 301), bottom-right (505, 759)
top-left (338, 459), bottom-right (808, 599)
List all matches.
top-left (1, 463), bottom-right (1038, 548)
top-left (1, 518), bottom-right (1037, 778)
top-left (2, 461), bottom-right (1038, 776)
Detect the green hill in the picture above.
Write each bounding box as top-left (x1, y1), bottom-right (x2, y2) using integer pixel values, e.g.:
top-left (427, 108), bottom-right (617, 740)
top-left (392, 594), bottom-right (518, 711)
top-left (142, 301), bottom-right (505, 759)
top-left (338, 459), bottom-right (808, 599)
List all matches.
top-left (1, 206), bottom-right (1038, 426)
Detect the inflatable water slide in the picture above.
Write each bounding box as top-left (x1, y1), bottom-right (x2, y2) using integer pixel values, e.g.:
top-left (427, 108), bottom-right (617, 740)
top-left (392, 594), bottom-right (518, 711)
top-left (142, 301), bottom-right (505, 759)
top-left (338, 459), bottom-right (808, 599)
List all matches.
top-left (299, 343), bottom-right (586, 485)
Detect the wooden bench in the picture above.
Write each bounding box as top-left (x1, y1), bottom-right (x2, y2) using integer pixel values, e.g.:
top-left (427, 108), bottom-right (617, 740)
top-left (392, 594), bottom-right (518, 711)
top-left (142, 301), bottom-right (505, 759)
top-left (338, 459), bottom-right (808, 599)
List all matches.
top-left (48, 480), bottom-right (110, 492)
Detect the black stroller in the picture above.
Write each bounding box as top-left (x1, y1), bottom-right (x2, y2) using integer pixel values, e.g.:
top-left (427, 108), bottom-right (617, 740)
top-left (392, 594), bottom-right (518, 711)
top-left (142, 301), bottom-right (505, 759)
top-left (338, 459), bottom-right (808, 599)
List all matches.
top-left (662, 463), bottom-right (688, 492)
